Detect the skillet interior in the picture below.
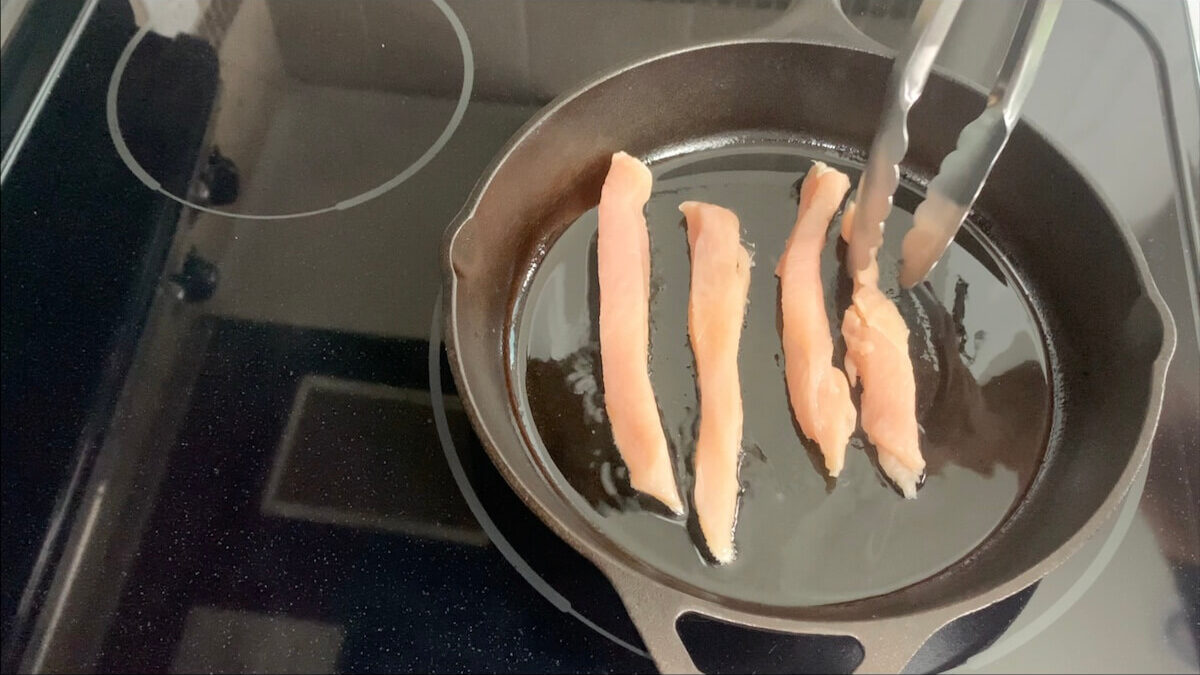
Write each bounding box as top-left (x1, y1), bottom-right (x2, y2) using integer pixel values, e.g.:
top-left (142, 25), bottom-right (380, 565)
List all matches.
top-left (515, 140), bottom-right (1054, 606)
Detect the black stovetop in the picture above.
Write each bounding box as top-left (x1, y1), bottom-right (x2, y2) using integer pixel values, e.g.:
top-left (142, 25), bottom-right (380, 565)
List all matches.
top-left (2, 1), bottom-right (1197, 673)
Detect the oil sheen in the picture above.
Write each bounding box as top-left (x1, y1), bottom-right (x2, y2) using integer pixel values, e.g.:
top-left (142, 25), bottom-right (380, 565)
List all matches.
top-left (516, 143), bottom-right (1052, 607)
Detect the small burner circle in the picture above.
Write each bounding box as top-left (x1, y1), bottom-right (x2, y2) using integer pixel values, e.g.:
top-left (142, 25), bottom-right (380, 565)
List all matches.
top-left (106, 0), bottom-right (474, 220)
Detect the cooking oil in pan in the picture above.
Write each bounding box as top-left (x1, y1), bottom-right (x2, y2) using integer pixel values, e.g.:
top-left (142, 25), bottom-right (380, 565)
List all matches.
top-left (516, 144), bottom-right (1051, 607)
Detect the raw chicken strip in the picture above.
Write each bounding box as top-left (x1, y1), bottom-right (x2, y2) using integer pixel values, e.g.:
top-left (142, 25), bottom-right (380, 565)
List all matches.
top-left (679, 201), bottom-right (752, 564)
top-left (839, 201), bottom-right (926, 498)
top-left (775, 162), bottom-right (857, 477)
top-left (598, 152), bottom-right (684, 514)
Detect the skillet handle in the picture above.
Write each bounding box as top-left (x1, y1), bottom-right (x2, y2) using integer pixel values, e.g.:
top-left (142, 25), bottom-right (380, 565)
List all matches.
top-left (843, 620), bottom-right (943, 674)
top-left (599, 563), bottom-right (701, 674)
top-left (752, 0), bottom-right (884, 53)
top-left (600, 562), bottom-right (944, 674)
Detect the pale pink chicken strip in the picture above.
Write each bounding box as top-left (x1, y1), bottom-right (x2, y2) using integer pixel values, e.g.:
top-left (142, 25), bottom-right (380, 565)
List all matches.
top-left (839, 201), bottom-right (926, 498)
top-left (679, 201), bottom-right (752, 564)
top-left (598, 152), bottom-right (684, 514)
top-left (775, 162), bottom-right (857, 477)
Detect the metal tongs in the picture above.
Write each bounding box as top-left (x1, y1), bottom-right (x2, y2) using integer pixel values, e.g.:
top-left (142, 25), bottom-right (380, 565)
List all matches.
top-left (847, 0), bottom-right (1062, 288)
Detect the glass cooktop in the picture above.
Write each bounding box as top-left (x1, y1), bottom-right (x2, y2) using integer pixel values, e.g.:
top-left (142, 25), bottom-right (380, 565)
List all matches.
top-left (2, 0), bottom-right (1196, 672)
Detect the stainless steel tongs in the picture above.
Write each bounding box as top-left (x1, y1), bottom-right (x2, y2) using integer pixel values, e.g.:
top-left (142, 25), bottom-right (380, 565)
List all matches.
top-left (847, 0), bottom-right (1062, 288)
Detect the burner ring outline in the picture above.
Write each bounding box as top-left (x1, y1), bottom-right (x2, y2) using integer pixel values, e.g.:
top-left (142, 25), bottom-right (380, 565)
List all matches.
top-left (106, 0), bottom-right (474, 221)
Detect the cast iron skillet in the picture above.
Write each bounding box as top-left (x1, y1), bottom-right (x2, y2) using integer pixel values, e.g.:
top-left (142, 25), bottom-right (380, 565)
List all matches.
top-left (441, 11), bottom-right (1175, 674)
